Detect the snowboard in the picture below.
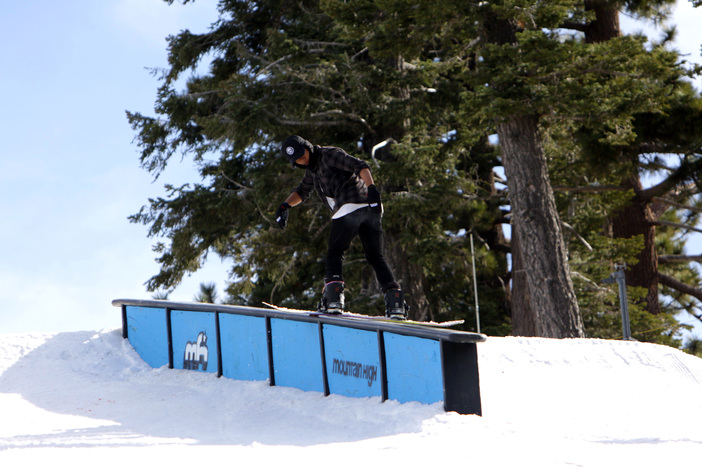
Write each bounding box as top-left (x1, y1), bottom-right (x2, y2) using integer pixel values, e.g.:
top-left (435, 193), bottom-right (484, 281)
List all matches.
top-left (262, 302), bottom-right (464, 328)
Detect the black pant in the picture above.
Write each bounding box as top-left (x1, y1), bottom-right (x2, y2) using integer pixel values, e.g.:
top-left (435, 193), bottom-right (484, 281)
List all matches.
top-left (325, 207), bottom-right (399, 293)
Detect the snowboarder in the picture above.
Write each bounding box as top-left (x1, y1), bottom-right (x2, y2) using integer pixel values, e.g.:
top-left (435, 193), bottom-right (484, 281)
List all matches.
top-left (275, 135), bottom-right (408, 320)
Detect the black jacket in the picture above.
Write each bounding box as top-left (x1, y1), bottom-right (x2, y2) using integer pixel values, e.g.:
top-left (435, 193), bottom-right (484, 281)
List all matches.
top-left (293, 145), bottom-right (371, 216)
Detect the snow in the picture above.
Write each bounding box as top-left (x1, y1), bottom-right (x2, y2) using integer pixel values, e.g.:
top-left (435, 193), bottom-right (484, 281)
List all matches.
top-left (1, 329), bottom-right (701, 467)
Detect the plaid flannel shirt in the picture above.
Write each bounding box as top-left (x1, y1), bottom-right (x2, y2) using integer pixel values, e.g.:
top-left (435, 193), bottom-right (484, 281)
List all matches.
top-left (293, 145), bottom-right (371, 216)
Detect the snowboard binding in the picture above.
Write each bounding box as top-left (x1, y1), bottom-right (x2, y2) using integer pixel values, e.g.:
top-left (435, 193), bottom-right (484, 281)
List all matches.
top-left (384, 289), bottom-right (409, 320)
top-left (318, 281), bottom-right (345, 314)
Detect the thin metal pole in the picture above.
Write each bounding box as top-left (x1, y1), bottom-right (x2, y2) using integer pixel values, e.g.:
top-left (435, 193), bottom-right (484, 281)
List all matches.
top-left (614, 267), bottom-right (632, 341)
top-left (470, 233), bottom-right (481, 334)
top-left (602, 265), bottom-right (632, 341)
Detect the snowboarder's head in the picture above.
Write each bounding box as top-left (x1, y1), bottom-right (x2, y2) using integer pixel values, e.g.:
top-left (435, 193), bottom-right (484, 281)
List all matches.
top-left (281, 135), bottom-right (313, 168)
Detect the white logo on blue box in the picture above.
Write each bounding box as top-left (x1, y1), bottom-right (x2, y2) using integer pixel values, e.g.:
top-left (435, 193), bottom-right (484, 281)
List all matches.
top-left (184, 331), bottom-right (209, 371)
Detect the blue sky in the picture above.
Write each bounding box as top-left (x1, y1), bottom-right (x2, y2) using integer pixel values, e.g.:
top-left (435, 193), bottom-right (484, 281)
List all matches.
top-left (0, 0), bottom-right (227, 333)
top-left (1, 1), bottom-right (702, 336)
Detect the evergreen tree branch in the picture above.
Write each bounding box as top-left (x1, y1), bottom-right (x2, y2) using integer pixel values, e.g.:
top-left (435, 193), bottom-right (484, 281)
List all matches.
top-left (639, 161), bottom-right (702, 202)
top-left (638, 176), bottom-right (684, 201)
top-left (652, 219), bottom-right (702, 235)
top-left (270, 255), bottom-right (298, 304)
top-left (652, 197), bottom-right (702, 214)
top-left (219, 171), bottom-right (275, 227)
top-left (658, 273), bottom-right (702, 302)
top-left (559, 21), bottom-right (587, 33)
top-left (256, 54), bottom-right (296, 79)
top-left (276, 111), bottom-right (377, 135)
top-left (658, 254), bottom-right (702, 264)
top-left (552, 185), bottom-right (627, 193)
top-left (562, 221), bottom-right (593, 251)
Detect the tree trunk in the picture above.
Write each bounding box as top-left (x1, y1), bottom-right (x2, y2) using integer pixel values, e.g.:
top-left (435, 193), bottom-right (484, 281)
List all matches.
top-left (583, 0), bottom-right (621, 43)
top-left (386, 238), bottom-right (430, 321)
top-left (498, 115), bottom-right (585, 338)
top-left (480, 9), bottom-right (584, 337)
top-left (610, 176), bottom-right (660, 314)
top-left (378, 53), bottom-right (429, 320)
top-left (582, 5), bottom-right (660, 315)
top-left (511, 227), bottom-right (537, 336)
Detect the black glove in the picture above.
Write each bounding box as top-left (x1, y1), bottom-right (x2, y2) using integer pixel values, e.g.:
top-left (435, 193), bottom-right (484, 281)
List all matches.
top-left (367, 185), bottom-right (382, 214)
top-left (275, 202), bottom-right (290, 229)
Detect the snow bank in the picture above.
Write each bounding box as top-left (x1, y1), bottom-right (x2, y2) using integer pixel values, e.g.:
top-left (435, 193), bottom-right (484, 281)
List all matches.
top-left (1, 329), bottom-right (700, 467)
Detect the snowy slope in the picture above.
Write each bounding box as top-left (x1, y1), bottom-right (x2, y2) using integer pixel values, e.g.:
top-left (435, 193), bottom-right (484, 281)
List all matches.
top-left (1, 329), bottom-right (700, 467)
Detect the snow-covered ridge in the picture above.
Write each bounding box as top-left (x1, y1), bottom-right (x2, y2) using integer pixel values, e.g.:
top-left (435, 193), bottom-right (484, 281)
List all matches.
top-left (1, 329), bottom-right (700, 467)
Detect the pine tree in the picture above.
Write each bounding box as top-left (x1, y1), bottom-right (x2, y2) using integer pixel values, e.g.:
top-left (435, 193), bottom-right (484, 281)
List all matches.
top-left (127, 0), bottom-right (702, 343)
top-left (551, 0), bottom-right (702, 343)
top-left (194, 282), bottom-right (219, 304)
top-left (126, 0), bottom-right (511, 329)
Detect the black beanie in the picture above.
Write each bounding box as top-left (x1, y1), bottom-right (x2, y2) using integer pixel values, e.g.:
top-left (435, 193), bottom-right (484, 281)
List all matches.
top-left (281, 135), bottom-right (313, 167)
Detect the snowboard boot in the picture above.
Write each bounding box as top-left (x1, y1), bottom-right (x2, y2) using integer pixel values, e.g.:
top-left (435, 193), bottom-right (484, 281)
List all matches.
top-left (384, 289), bottom-right (408, 320)
top-left (319, 281), bottom-right (345, 314)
